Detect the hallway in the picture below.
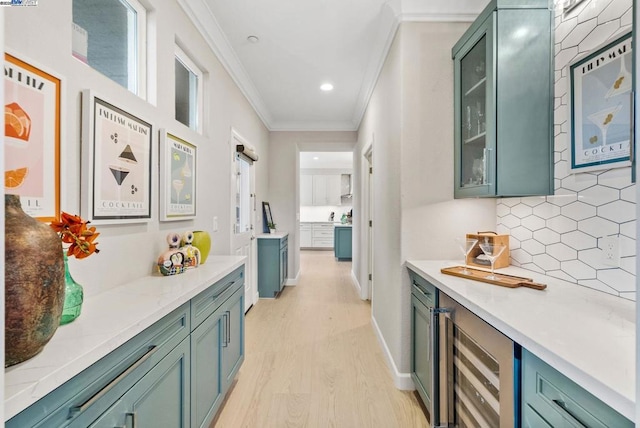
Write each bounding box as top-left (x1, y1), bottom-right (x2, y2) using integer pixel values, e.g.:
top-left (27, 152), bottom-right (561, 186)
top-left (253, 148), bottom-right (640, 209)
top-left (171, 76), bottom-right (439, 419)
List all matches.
top-left (214, 251), bottom-right (428, 427)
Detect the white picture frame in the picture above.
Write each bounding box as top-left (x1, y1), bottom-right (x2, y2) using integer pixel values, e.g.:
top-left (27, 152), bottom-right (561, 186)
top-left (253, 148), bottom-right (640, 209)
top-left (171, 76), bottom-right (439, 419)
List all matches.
top-left (159, 129), bottom-right (197, 221)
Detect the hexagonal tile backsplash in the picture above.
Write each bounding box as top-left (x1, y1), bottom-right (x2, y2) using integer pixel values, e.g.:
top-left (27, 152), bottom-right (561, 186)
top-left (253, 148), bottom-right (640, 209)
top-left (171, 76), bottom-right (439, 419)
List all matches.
top-left (497, 0), bottom-right (635, 301)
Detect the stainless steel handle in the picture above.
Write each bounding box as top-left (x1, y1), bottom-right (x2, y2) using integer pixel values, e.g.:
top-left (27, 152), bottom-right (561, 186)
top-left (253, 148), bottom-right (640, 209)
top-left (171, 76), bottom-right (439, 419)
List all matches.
top-left (229, 311), bottom-right (232, 344)
top-left (412, 280), bottom-right (432, 298)
top-left (630, 91), bottom-right (635, 167)
top-left (126, 411), bottom-right (138, 428)
top-left (430, 307), bottom-right (452, 427)
top-left (483, 148), bottom-right (492, 185)
top-left (70, 346), bottom-right (157, 417)
top-left (552, 399), bottom-right (586, 427)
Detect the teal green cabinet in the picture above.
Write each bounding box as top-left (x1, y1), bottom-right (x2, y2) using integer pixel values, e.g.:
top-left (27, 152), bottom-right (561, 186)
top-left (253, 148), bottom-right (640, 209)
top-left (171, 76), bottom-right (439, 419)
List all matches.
top-left (408, 269), bottom-right (438, 424)
top-left (522, 349), bottom-right (632, 427)
top-left (78, 338), bottom-right (191, 428)
top-left (7, 267), bottom-right (245, 428)
top-left (258, 234), bottom-right (288, 298)
top-left (191, 281), bottom-right (244, 428)
top-left (334, 226), bottom-right (352, 260)
top-left (453, 0), bottom-right (553, 198)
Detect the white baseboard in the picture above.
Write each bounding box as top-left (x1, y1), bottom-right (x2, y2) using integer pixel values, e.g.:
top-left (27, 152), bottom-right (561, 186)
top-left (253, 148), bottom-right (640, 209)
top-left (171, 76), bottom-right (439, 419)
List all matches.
top-left (350, 270), bottom-right (361, 296)
top-left (285, 269), bottom-right (300, 286)
top-left (371, 315), bottom-right (415, 391)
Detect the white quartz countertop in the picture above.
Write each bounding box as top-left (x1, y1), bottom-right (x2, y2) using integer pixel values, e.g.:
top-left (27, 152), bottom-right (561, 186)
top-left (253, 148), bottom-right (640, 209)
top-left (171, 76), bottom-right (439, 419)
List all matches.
top-left (256, 232), bottom-right (289, 239)
top-left (405, 260), bottom-right (635, 421)
top-left (4, 256), bottom-right (246, 421)
top-left (334, 224), bottom-right (352, 227)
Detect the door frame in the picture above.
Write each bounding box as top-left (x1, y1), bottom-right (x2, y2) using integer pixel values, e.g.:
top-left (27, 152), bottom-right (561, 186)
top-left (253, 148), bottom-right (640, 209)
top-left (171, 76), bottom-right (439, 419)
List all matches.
top-left (362, 139), bottom-right (373, 301)
top-left (229, 128), bottom-right (258, 310)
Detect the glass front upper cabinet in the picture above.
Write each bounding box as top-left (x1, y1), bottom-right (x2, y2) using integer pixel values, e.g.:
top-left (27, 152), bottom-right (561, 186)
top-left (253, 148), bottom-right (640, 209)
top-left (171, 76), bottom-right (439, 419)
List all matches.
top-left (453, 0), bottom-right (553, 198)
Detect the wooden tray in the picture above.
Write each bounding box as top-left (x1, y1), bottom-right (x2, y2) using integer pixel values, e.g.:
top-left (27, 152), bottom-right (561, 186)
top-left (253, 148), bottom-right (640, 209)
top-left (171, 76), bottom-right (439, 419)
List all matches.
top-left (441, 266), bottom-right (546, 290)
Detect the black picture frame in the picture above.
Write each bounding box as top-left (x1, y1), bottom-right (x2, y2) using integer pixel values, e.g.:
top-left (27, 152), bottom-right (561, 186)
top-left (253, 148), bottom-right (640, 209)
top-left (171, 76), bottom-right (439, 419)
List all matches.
top-left (262, 201), bottom-right (274, 233)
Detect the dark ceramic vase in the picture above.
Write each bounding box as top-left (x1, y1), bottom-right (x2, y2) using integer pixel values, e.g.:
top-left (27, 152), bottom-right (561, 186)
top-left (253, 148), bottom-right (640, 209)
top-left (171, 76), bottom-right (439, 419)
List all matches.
top-left (5, 194), bottom-right (65, 367)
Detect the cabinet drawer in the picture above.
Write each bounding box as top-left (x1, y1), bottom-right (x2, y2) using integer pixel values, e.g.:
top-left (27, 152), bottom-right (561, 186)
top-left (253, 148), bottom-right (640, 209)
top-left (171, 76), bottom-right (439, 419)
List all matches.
top-left (300, 224), bottom-right (312, 231)
top-left (312, 223), bottom-right (334, 230)
top-left (522, 349), bottom-right (632, 428)
top-left (408, 269), bottom-right (436, 307)
top-left (312, 230), bottom-right (334, 238)
top-left (191, 266), bottom-right (244, 330)
top-left (7, 303), bottom-right (191, 428)
top-left (312, 238), bottom-right (333, 247)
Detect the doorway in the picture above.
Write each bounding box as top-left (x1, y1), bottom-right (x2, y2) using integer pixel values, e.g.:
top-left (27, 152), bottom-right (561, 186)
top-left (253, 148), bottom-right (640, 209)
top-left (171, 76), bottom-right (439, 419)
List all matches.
top-left (363, 143), bottom-right (373, 301)
top-left (230, 130), bottom-right (257, 311)
top-left (298, 151), bottom-right (354, 251)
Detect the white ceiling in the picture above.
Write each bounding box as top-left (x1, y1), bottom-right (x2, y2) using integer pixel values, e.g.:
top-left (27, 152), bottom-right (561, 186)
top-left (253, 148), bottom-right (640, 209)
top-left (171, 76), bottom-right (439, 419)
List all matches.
top-left (300, 151), bottom-right (353, 169)
top-left (177, 0), bottom-right (490, 131)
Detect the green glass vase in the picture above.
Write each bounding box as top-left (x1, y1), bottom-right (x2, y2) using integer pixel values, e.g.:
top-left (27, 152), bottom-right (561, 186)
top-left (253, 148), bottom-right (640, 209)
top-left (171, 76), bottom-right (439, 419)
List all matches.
top-left (60, 253), bottom-right (84, 325)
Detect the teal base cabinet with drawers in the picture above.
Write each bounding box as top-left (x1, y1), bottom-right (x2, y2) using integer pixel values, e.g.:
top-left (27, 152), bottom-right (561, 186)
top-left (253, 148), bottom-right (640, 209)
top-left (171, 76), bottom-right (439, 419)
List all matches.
top-left (257, 234), bottom-right (288, 298)
top-left (334, 226), bottom-right (352, 260)
top-left (6, 266), bottom-right (245, 428)
top-left (522, 349), bottom-right (632, 428)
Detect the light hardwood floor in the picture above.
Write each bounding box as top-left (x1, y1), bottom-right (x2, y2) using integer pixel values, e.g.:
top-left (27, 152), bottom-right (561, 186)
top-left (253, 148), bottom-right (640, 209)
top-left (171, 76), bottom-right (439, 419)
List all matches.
top-left (213, 250), bottom-right (428, 427)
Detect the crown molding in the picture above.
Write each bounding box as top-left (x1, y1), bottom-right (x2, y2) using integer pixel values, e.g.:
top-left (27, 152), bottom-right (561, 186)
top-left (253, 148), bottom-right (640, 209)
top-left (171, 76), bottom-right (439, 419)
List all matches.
top-left (178, 0), bottom-right (480, 132)
top-left (176, 0), bottom-right (274, 129)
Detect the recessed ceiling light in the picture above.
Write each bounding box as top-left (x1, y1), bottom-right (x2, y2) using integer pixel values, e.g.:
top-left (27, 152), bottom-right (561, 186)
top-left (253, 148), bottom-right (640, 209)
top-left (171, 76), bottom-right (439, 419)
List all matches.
top-left (247, 35), bottom-right (260, 44)
top-left (313, 156), bottom-right (319, 160)
top-left (320, 83), bottom-right (334, 92)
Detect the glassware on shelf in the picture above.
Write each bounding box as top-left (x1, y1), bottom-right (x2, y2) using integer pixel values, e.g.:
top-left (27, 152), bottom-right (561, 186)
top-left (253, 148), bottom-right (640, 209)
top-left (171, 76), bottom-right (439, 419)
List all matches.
top-left (476, 100), bottom-right (484, 134)
top-left (455, 237), bottom-right (478, 275)
top-left (478, 242), bottom-right (506, 280)
top-left (466, 105), bottom-right (473, 139)
top-left (587, 104), bottom-right (623, 147)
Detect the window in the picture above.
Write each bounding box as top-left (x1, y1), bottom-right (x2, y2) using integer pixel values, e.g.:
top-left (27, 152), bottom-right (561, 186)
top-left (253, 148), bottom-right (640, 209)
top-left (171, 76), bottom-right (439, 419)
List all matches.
top-left (72, 0), bottom-right (147, 97)
top-left (175, 45), bottom-right (203, 132)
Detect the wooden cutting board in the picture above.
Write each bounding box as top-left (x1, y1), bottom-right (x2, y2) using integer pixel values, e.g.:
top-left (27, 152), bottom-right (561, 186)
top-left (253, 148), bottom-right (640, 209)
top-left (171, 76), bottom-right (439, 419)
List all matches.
top-left (441, 266), bottom-right (547, 290)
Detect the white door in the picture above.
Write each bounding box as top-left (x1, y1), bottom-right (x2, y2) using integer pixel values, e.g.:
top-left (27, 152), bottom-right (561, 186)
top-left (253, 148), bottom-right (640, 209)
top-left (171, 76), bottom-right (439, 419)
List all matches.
top-left (230, 132), bottom-right (257, 311)
top-left (364, 145), bottom-right (373, 301)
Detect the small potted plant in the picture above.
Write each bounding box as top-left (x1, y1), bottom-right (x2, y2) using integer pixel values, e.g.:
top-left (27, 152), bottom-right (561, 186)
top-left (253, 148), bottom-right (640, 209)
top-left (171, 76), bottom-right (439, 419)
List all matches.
top-left (267, 222), bottom-right (277, 234)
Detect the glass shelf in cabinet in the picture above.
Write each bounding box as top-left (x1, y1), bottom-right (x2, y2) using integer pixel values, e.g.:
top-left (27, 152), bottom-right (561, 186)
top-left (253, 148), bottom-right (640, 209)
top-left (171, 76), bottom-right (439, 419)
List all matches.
top-left (464, 77), bottom-right (487, 97)
top-left (464, 131), bottom-right (486, 145)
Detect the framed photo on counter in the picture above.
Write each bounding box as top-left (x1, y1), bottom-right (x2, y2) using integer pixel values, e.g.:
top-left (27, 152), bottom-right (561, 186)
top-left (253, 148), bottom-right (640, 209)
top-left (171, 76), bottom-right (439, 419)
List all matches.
top-left (569, 31), bottom-right (632, 173)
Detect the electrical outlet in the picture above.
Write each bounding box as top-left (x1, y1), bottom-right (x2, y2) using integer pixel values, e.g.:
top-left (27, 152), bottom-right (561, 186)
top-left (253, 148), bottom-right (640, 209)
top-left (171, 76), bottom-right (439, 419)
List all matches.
top-left (213, 216), bottom-right (218, 232)
top-left (601, 236), bottom-right (620, 267)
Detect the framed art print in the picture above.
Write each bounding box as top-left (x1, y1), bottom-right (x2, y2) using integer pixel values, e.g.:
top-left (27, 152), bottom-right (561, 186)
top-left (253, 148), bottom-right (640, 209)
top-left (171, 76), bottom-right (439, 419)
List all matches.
top-left (81, 90), bottom-right (152, 224)
top-left (4, 53), bottom-right (61, 221)
top-left (569, 31), bottom-right (632, 172)
top-left (159, 129), bottom-right (197, 221)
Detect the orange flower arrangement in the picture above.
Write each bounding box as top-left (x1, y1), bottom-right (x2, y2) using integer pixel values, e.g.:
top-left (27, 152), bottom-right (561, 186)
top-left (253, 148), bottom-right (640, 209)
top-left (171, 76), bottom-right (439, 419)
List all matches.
top-left (50, 212), bottom-right (100, 259)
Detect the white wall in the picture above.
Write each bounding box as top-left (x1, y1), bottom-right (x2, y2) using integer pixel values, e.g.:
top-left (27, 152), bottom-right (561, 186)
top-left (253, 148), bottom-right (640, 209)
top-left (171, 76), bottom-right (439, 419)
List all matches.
top-left (268, 131), bottom-right (357, 282)
top-left (5, 1), bottom-right (269, 296)
top-left (355, 21), bottom-right (497, 384)
top-left (497, 0), bottom-right (635, 300)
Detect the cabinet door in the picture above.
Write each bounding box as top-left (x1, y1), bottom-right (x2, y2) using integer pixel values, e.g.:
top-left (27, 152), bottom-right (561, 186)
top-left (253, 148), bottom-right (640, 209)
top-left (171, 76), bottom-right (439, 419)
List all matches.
top-left (221, 288), bottom-right (245, 390)
top-left (300, 227), bottom-right (312, 247)
top-left (191, 309), bottom-right (224, 428)
top-left (454, 14), bottom-right (496, 198)
top-left (83, 339), bottom-right (191, 428)
top-left (326, 174), bottom-right (342, 205)
top-left (300, 174), bottom-right (313, 206)
top-left (411, 294), bottom-right (433, 416)
top-left (312, 175), bottom-right (327, 205)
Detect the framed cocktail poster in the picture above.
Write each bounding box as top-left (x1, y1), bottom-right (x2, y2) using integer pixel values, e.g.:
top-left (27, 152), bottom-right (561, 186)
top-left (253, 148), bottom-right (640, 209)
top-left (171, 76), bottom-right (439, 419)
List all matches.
top-left (4, 53), bottom-right (61, 221)
top-left (569, 31), bottom-right (632, 172)
top-left (81, 90), bottom-right (152, 224)
top-left (159, 129), bottom-right (197, 221)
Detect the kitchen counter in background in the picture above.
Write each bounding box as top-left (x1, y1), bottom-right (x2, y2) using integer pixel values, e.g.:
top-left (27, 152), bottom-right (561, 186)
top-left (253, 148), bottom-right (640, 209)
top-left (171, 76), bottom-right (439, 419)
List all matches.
top-left (4, 256), bottom-right (246, 420)
top-left (405, 260), bottom-right (635, 421)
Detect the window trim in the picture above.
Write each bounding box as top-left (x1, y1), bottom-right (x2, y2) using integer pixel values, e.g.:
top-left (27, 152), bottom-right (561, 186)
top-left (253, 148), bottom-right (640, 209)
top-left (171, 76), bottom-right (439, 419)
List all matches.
top-left (175, 44), bottom-right (203, 133)
top-left (126, 0), bottom-right (147, 98)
